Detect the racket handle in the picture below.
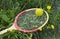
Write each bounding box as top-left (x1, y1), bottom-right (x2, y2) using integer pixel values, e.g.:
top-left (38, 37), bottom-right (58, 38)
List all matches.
top-left (0, 25), bottom-right (15, 35)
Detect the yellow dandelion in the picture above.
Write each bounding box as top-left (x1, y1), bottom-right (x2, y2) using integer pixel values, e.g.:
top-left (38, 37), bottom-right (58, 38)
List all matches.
top-left (47, 5), bottom-right (51, 10)
top-left (38, 27), bottom-right (43, 31)
top-left (9, 29), bottom-right (13, 32)
top-left (35, 8), bottom-right (43, 16)
top-left (51, 25), bottom-right (55, 29)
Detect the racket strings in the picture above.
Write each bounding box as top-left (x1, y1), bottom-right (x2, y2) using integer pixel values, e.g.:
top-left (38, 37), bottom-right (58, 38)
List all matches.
top-left (17, 10), bottom-right (47, 30)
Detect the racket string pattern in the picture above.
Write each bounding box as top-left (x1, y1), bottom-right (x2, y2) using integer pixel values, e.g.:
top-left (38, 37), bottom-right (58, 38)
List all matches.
top-left (17, 10), bottom-right (47, 30)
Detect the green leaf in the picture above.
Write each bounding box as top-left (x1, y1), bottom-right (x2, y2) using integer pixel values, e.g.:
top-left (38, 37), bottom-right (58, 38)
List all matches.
top-left (9, 10), bottom-right (15, 18)
top-left (2, 15), bottom-right (10, 22)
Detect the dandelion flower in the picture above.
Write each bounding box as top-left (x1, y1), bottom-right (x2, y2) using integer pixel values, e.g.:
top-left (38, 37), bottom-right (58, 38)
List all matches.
top-left (38, 27), bottom-right (43, 31)
top-left (51, 25), bottom-right (55, 29)
top-left (29, 37), bottom-right (32, 39)
top-left (35, 8), bottom-right (43, 16)
top-left (47, 5), bottom-right (51, 10)
top-left (9, 29), bottom-right (13, 32)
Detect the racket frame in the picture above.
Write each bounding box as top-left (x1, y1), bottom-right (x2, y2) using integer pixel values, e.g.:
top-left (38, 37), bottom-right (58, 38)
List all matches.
top-left (14, 8), bottom-right (49, 33)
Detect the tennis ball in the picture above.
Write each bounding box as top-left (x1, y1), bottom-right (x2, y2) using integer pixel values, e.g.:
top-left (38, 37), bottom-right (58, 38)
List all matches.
top-left (35, 8), bottom-right (43, 16)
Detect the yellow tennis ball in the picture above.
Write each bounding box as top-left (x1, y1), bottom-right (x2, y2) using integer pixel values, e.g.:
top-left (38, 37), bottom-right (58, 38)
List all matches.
top-left (35, 8), bottom-right (43, 16)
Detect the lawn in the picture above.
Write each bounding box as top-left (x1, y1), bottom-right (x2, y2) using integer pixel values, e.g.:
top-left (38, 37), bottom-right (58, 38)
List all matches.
top-left (0, 0), bottom-right (60, 39)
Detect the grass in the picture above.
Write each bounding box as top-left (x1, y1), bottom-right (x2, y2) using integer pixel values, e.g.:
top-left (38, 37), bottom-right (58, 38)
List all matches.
top-left (0, 0), bottom-right (60, 39)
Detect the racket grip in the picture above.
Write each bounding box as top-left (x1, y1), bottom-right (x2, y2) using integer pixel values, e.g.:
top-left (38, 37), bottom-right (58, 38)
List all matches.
top-left (0, 25), bottom-right (15, 35)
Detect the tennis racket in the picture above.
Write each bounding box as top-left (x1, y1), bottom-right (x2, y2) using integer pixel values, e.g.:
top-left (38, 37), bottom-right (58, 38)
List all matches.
top-left (0, 8), bottom-right (49, 35)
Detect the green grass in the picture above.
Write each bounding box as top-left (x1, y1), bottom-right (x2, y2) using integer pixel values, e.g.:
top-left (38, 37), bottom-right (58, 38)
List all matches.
top-left (0, 0), bottom-right (60, 39)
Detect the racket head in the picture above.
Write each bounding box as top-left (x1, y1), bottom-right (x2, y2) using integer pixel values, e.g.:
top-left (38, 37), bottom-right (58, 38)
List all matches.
top-left (14, 8), bottom-right (49, 33)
